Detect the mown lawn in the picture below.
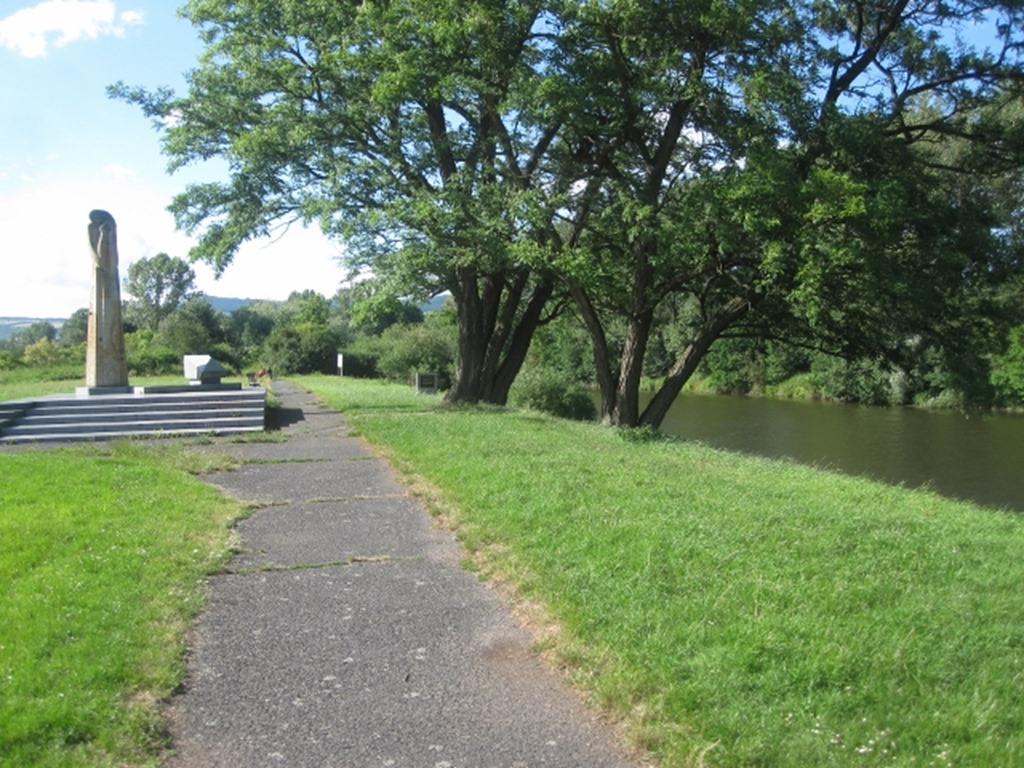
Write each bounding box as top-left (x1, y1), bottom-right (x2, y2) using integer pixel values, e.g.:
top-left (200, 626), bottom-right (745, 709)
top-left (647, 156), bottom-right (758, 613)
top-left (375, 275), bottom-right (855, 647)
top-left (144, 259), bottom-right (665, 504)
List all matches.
top-left (296, 375), bottom-right (1024, 768)
top-left (0, 443), bottom-right (243, 768)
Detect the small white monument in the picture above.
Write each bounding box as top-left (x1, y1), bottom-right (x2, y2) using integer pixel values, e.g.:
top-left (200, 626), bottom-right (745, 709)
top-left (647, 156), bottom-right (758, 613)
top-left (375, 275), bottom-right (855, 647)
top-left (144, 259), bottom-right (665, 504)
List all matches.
top-left (183, 355), bottom-right (229, 385)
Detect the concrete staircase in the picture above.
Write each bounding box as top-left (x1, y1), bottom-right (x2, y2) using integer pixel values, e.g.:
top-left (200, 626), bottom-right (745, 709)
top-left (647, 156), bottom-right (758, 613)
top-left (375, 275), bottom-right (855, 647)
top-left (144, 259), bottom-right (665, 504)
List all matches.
top-left (0, 387), bottom-right (267, 444)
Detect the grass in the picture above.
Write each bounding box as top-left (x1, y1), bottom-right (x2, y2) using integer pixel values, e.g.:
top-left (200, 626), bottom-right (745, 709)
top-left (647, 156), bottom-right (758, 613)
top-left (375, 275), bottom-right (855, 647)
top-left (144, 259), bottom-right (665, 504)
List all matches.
top-left (295, 374), bottom-right (1024, 768)
top-left (0, 441), bottom-right (245, 768)
top-left (0, 368), bottom-right (84, 401)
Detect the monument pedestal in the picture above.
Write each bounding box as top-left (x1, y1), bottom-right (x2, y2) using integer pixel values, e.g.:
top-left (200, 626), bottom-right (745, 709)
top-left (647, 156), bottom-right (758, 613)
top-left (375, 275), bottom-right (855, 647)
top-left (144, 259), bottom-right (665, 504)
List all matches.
top-left (76, 386), bottom-right (134, 398)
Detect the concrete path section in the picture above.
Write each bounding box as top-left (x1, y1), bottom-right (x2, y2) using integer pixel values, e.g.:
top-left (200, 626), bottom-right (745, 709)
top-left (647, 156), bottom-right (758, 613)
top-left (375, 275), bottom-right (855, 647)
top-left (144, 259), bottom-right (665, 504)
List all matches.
top-left (167, 380), bottom-right (647, 768)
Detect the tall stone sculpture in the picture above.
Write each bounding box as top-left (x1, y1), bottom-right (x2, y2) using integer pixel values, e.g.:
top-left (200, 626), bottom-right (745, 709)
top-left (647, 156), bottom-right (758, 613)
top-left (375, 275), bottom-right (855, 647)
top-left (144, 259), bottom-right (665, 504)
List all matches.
top-left (85, 209), bottom-right (129, 389)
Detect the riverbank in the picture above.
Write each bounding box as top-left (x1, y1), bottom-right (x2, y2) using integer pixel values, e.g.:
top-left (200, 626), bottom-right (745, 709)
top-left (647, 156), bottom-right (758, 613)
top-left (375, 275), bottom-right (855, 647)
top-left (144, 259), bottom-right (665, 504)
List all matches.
top-left (297, 375), bottom-right (1024, 767)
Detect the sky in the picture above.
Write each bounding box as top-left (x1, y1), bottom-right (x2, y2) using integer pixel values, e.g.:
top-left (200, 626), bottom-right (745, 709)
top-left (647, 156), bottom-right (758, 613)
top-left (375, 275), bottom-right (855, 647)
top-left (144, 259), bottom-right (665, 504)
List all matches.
top-left (0, 0), bottom-right (346, 319)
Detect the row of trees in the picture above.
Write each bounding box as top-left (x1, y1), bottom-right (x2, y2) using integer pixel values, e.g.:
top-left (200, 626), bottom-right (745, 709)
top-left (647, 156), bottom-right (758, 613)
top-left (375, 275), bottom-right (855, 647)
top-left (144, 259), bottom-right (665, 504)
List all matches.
top-left (3, 246), bottom-right (1023, 411)
top-left (0, 252), bottom-right (456, 384)
top-left (113, 0), bottom-right (1024, 427)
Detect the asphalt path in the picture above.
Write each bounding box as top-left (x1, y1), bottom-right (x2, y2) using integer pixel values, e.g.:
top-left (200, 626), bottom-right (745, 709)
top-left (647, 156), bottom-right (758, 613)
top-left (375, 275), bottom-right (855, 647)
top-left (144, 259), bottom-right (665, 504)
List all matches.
top-left (166, 380), bottom-right (648, 768)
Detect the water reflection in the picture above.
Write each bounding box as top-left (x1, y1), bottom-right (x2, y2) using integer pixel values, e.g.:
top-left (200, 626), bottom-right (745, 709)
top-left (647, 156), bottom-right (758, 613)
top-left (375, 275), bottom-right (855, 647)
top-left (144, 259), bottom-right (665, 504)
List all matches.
top-left (649, 393), bottom-right (1024, 512)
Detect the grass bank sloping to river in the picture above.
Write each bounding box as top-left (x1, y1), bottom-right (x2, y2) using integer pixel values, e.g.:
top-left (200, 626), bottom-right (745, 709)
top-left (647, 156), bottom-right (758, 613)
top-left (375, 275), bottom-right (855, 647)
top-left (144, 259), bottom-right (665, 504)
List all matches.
top-left (297, 375), bottom-right (1024, 768)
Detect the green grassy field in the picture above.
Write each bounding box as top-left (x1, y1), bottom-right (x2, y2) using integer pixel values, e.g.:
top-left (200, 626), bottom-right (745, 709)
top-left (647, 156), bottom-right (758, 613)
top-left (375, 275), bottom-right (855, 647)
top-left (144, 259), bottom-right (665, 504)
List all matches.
top-left (296, 375), bottom-right (1024, 768)
top-left (0, 442), bottom-right (244, 768)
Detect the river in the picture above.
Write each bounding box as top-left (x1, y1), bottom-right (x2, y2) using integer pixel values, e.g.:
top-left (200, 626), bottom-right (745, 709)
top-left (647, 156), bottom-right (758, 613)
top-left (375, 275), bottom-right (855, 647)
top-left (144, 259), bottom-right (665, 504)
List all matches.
top-left (648, 392), bottom-right (1024, 513)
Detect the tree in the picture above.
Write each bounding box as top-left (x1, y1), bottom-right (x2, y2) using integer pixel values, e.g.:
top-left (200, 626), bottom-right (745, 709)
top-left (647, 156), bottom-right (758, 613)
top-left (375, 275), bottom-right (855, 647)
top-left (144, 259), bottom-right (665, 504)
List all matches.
top-left (113, 0), bottom-right (1024, 424)
top-left (112, 0), bottom-right (565, 405)
top-left (262, 324), bottom-right (342, 375)
top-left (59, 308), bottom-right (89, 346)
top-left (258, 290), bottom-right (342, 374)
top-left (123, 253), bottom-right (198, 331)
top-left (223, 301), bottom-right (278, 369)
top-left (157, 297), bottom-right (230, 363)
top-left (374, 318), bottom-right (457, 387)
top-left (549, 0), bottom-right (1024, 426)
top-left (22, 338), bottom-right (77, 368)
top-left (4, 321), bottom-right (57, 357)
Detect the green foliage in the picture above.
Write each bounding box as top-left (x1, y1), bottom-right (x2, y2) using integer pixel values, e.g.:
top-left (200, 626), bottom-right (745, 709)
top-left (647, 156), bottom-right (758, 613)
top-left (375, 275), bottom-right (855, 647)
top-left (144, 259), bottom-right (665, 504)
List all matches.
top-left (374, 317), bottom-right (456, 387)
top-left (123, 253), bottom-right (198, 331)
top-left (255, 290), bottom-right (344, 374)
top-left (808, 355), bottom-right (897, 406)
top-left (261, 324), bottom-right (342, 375)
top-left (336, 340), bottom-right (380, 379)
top-left (350, 289), bottom-right (425, 337)
top-left (156, 297), bottom-right (234, 369)
top-left (284, 290), bottom-right (332, 328)
top-left (125, 330), bottom-right (179, 376)
top-left (21, 338), bottom-right (81, 369)
top-left (340, 306), bottom-right (457, 384)
top-left (526, 313), bottom-right (596, 385)
top-left (59, 309), bottom-right (89, 346)
top-left (509, 366), bottom-right (597, 421)
top-left (223, 301), bottom-right (278, 369)
top-left (2, 321), bottom-right (58, 356)
top-left (992, 324), bottom-right (1024, 405)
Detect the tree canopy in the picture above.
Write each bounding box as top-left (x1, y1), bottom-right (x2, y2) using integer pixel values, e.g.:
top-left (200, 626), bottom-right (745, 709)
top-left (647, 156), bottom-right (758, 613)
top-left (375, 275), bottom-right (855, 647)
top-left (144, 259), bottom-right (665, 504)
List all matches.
top-left (547, 0), bottom-right (1024, 426)
top-left (123, 252), bottom-right (198, 332)
top-left (114, 0), bottom-right (1024, 424)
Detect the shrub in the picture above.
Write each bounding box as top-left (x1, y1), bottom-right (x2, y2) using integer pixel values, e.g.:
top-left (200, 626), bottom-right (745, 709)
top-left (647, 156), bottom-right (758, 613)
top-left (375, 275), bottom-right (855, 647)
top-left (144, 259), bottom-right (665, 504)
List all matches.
top-left (510, 368), bottom-right (597, 421)
top-left (262, 324), bottom-right (342, 374)
top-left (992, 324), bottom-right (1024, 406)
top-left (21, 338), bottom-right (80, 368)
top-left (126, 330), bottom-right (179, 376)
top-left (374, 322), bottom-right (455, 387)
top-left (0, 350), bottom-right (22, 371)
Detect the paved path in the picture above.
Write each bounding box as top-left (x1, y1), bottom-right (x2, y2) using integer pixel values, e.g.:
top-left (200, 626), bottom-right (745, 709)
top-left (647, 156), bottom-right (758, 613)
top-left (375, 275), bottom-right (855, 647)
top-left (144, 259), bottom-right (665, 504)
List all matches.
top-left (167, 380), bottom-right (646, 768)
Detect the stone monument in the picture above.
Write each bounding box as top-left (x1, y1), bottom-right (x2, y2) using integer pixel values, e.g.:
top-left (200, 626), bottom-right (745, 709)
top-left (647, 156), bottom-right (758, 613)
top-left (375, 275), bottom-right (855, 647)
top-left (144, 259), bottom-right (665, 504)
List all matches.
top-left (84, 209), bottom-right (129, 389)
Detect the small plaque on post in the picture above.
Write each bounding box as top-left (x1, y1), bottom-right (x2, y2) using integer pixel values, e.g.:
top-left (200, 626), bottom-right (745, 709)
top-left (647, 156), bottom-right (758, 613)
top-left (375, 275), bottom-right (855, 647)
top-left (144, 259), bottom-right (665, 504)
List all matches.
top-left (414, 372), bottom-right (438, 394)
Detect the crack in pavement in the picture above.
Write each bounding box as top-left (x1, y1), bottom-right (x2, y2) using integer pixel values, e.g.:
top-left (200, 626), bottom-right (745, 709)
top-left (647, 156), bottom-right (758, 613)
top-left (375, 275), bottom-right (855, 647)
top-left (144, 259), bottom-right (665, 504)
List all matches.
top-left (220, 553), bottom-right (412, 575)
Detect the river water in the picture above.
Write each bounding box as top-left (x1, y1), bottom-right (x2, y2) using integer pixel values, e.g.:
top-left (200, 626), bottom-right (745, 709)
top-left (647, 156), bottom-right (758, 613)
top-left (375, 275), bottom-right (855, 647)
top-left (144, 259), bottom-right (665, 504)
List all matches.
top-left (648, 393), bottom-right (1024, 512)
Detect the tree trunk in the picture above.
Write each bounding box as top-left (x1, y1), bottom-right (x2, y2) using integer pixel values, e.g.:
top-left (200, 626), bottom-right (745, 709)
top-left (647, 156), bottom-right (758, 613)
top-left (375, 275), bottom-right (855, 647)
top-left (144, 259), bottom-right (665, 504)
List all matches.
top-left (610, 309), bottom-right (654, 427)
top-left (446, 274), bottom-right (487, 403)
top-left (570, 284), bottom-right (617, 421)
top-left (640, 294), bottom-right (755, 429)
top-left (489, 278), bottom-right (554, 404)
top-left (445, 268), bottom-right (553, 405)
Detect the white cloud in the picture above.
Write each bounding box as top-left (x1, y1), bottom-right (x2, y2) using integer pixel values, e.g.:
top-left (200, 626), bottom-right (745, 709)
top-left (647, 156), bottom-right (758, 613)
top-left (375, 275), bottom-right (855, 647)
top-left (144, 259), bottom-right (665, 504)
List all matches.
top-left (0, 0), bottom-right (144, 59)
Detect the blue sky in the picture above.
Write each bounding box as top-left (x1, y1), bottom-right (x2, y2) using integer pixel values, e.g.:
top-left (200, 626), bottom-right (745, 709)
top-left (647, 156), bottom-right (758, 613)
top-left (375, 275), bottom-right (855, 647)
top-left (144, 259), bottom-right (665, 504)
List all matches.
top-left (0, 0), bottom-right (344, 318)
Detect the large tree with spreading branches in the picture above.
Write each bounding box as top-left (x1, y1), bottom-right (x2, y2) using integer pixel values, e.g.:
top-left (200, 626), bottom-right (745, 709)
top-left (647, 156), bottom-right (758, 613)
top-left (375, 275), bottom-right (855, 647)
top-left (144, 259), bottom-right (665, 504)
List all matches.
top-left (115, 0), bottom-right (1024, 422)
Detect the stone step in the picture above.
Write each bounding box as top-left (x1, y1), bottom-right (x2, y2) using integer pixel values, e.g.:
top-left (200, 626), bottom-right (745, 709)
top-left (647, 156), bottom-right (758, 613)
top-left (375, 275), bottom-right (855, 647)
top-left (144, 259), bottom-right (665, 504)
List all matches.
top-left (3, 412), bottom-right (264, 435)
top-left (0, 388), bottom-right (267, 444)
top-left (23, 401), bottom-right (265, 420)
top-left (0, 424), bottom-right (266, 445)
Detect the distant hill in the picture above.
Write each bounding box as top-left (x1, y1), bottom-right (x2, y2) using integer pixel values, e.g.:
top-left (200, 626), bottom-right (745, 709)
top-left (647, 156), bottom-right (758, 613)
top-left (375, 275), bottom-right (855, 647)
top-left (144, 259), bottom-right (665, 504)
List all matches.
top-left (0, 317), bottom-right (65, 341)
top-left (1, 297), bottom-right (254, 338)
top-left (420, 293), bottom-right (451, 313)
top-left (205, 296), bottom-right (256, 313)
